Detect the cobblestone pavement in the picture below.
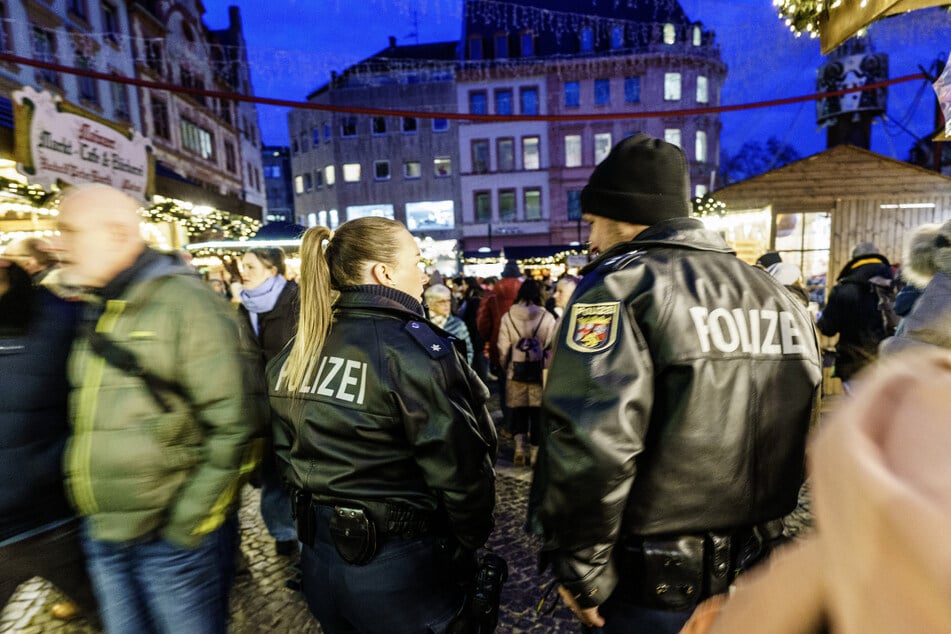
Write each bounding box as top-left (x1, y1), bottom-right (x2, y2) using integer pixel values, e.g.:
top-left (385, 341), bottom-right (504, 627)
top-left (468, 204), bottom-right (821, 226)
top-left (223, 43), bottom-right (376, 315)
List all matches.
top-left (1, 392), bottom-right (836, 633)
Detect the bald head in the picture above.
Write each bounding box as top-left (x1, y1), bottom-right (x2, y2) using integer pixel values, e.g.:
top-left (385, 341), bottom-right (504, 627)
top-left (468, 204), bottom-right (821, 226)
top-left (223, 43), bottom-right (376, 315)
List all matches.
top-left (50, 184), bottom-right (146, 287)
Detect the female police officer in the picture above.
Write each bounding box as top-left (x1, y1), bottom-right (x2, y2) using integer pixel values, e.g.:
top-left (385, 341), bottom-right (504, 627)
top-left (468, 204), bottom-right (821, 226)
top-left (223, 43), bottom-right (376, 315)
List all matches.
top-left (267, 216), bottom-right (497, 633)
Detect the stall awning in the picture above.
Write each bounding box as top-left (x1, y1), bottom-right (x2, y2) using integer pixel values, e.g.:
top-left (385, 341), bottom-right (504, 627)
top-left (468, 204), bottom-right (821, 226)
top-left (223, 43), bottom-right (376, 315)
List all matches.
top-left (155, 162), bottom-right (262, 221)
top-left (821, 0), bottom-right (946, 53)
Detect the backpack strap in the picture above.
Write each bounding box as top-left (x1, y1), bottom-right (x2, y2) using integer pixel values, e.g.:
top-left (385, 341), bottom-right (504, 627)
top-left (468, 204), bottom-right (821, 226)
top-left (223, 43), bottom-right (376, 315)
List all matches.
top-left (87, 331), bottom-right (184, 412)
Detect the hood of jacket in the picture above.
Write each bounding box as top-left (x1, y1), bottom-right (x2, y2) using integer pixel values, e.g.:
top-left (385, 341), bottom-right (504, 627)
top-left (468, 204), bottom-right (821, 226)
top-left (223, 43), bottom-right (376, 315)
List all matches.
top-left (836, 253), bottom-right (892, 283)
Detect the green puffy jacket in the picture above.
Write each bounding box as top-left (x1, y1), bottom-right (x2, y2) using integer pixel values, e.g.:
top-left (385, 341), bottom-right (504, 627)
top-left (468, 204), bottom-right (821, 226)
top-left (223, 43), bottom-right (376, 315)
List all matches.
top-left (66, 252), bottom-right (266, 548)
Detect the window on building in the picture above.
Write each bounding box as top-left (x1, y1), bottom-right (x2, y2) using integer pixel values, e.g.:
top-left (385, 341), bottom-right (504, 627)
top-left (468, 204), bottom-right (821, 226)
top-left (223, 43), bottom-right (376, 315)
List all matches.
top-left (0, 3), bottom-right (10, 53)
top-left (218, 99), bottom-right (232, 125)
top-left (32, 27), bottom-right (58, 86)
top-left (374, 160), bottom-right (390, 181)
top-left (343, 163), bottom-right (361, 182)
top-left (151, 98), bottom-right (169, 139)
top-left (76, 55), bottom-right (99, 105)
top-left (181, 118), bottom-right (214, 160)
top-left (341, 117), bottom-right (357, 137)
top-left (522, 136), bottom-right (540, 170)
top-left (697, 76), bottom-right (709, 104)
top-left (594, 78), bottom-right (610, 105)
top-left (432, 118), bottom-right (448, 132)
top-left (329, 209), bottom-right (339, 228)
top-left (663, 23), bottom-right (676, 44)
top-left (402, 117), bottom-right (417, 133)
top-left (475, 191), bottom-right (491, 222)
top-left (624, 77), bottom-right (641, 103)
top-left (469, 36), bottom-right (483, 60)
top-left (611, 26), bottom-right (624, 49)
top-left (434, 157), bottom-right (451, 177)
top-left (695, 184), bottom-right (708, 197)
top-left (312, 127), bottom-right (320, 145)
top-left (579, 27), bottom-right (593, 52)
top-left (693, 25), bottom-right (702, 46)
top-left (404, 161), bottom-right (421, 179)
top-left (224, 141), bottom-right (236, 173)
top-left (565, 134), bottom-right (582, 168)
top-left (471, 139), bottom-right (490, 174)
top-left (520, 87), bottom-right (538, 115)
top-left (145, 40), bottom-right (163, 75)
top-left (291, 139), bottom-right (298, 154)
top-left (524, 188), bottom-right (542, 220)
top-left (664, 73), bottom-right (682, 101)
top-left (594, 133), bottom-right (612, 164)
top-left (372, 116), bottom-right (386, 135)
top-left (664, 128), bottom-right (682, 148)
top-left (774, 212), bottom-right (831, 303)
top-left (303, 172), bottom-right (313, 192)
top-left (324, 165), bottom-right (335, 186)
top-left (499, 190), bottom-right (516, 221)
top-left (495, 89), bottom-right (512, 115)
top-left (310, 170), bottom-right (320, 189)
top-left (68, 0), bottom-right (87, 20)
top-left (323, 122), bottom-right (331, 139)
top-left (294, 175), bottom-right (304, 194)
top-left (567, 189), bottom-right (582, 221)
top-left (300, 132), bottom-right (308, 152)
top-left (695, 130), bottom-right (707, 162)
top-left (564, 81), bottom-right (580, 108)
top-left (101, 2), bottom-right (120, 43)
top-left (494, 32), bottom-right (508, 58)
top-left (469, 92), bottom-right (487, 115)
top-left (497, 138), bottom-right (515, 172)
top-left (520, 31), bottom-right (534, 57)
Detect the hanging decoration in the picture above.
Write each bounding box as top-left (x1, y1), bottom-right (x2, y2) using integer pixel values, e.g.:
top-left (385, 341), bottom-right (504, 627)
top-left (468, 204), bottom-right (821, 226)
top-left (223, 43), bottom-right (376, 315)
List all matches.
top-left (692, 194), bottom-right (727, 217)
top-left (773, 0), bottom-right (831, 38)
top-left (141, 199), bottom-right (261, 241)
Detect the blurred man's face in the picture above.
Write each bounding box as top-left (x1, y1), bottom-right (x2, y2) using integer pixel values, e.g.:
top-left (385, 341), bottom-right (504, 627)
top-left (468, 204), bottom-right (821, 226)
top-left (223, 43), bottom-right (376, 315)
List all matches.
top-left (51, 206), bottom-right (119, 287)
top-left (553, 280), bottom-right (577, 309)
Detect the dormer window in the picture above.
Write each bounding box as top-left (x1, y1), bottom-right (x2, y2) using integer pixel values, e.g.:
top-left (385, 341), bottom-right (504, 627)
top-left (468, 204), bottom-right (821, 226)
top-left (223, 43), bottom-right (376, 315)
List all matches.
top-left (610, 26), bottom-right (624, 49)
top-left (494, 32), bottom-right (508, 58)
top-left (663, 23), bottom-right (675, 45)
top-left (580, 27), bottom-right (594, 53)
top-left (693, 25), bottom-right (702, 46)
top-left (469, 36), bottom-right (483, 60)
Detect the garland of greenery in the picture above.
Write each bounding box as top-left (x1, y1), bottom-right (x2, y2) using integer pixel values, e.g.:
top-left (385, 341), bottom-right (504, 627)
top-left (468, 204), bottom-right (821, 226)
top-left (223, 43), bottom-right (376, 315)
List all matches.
top-left (773, 0), bottom-right (829, 38)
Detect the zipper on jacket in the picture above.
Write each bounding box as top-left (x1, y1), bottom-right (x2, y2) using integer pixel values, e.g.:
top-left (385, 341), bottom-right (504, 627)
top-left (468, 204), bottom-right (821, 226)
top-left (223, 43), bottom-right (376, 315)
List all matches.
top-left (70, 299), bottom-right (126, 515)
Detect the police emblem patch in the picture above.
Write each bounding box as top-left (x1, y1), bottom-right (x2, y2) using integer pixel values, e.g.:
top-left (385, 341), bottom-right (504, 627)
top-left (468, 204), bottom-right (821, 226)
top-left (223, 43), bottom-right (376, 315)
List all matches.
top-left (566, 302), bottom-right (621, 353)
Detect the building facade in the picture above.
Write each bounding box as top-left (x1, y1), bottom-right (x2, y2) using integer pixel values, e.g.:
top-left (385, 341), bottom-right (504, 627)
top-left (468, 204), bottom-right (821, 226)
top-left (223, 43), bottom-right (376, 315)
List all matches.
top-left (262, 145), bottom-right (292, 223)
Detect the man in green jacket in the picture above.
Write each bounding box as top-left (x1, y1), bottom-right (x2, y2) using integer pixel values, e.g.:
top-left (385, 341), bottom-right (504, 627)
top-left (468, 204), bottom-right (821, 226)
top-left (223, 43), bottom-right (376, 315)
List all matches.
top-left (50, 184), bottom-right (264, 633)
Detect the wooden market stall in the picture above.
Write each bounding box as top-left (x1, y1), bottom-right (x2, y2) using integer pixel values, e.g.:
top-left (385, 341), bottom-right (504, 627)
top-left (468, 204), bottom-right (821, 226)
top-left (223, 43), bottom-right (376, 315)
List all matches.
top-left (712, 144), bottom-right (951, 393)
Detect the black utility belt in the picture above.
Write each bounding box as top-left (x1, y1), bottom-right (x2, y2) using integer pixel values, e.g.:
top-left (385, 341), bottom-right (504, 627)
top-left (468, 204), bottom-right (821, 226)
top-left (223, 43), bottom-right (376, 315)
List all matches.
top-left (293, 492), bottom-right (433, 566)
top-left (618, 521), bottom-right (787, 612)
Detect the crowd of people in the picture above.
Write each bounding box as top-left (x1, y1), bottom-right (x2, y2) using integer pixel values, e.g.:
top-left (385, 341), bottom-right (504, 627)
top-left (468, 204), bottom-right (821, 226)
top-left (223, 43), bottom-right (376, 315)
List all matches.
top-left (2, 133), bottom-right (950, 634)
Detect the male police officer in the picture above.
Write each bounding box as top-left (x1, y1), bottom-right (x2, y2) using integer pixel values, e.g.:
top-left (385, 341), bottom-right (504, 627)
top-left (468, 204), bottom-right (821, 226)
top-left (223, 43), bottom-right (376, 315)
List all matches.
top-left (529, 135), bottom-right (822, 633)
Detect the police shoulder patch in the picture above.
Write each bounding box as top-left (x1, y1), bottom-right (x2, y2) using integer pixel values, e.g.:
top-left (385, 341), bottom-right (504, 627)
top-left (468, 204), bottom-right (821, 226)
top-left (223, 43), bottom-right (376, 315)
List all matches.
top-left (565, 302), bottom-right (621, 353)
top-left (405, 321), bottom-right (453, 359)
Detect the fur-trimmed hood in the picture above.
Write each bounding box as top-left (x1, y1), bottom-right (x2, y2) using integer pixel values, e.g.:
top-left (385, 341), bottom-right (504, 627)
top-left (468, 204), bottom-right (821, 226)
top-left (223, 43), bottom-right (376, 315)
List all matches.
top-left (903, 220), bottom-right (951, 288)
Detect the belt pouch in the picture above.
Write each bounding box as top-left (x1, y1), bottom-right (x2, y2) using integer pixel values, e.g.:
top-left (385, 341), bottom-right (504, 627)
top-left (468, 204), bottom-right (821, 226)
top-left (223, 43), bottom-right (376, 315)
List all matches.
top-left (329, 506), bottom-right (377, 565)
top-left (627, 536), bottom-right (704, 611)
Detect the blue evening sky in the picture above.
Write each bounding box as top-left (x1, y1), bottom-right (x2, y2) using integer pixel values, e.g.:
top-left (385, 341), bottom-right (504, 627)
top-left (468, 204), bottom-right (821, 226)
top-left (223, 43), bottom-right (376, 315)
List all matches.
top-left (202, 0), bottom-right (950, 163)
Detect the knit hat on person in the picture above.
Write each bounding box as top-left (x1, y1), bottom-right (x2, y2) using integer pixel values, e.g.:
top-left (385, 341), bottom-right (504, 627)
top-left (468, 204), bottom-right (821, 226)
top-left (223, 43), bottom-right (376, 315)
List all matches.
top-left (756, 251), bottom-right (783, 269)
top-left (851, 242), bottom-right (881, 259)
top-left (501, 260), bottom-right (522, 279)
top-left (580, 134), bottom-right (690, 226)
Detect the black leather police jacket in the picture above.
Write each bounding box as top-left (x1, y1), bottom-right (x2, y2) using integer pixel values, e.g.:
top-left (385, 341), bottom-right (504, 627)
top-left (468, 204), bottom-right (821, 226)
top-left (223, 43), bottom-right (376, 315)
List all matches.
top-left (529, 218), bottom-right (822, 608)
top-left (267, 285), bottom-right (497, 551)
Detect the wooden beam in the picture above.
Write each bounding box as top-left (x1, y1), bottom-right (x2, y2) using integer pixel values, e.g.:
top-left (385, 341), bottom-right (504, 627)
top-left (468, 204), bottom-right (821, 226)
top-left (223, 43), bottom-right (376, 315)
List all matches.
top-left (821, 0), bottom-right (945, 54)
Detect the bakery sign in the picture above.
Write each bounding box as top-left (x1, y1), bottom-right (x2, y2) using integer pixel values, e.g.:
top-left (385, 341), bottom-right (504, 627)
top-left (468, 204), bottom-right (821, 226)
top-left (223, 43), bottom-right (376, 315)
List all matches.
top-left (13, 86), bottom-right (154, 200)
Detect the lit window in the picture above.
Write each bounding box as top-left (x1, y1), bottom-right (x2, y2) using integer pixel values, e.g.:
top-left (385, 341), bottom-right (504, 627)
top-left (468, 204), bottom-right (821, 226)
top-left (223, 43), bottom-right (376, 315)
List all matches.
top-left (695, 130), bottom-right (707, 162)
top-left (565, 135), bottom-right (582, 168)
top-left (434, 156), bottom-right (452, 177)
top-left (522, 137), bottom-right (540, 170)
top-left (664, 73), bottom-right (682, 101)
top-left (594, 79), bottom-right (610, 105)
top-left (324, 165), bottom-right (335, 186)
top-left (374, 160), bottom-right (390, 181)
top-left (564, 81), bottom-right (580, 108)
top-left (697, 76), bottom-right (709, 104)
top-left (329, 209), bottom-right (339, 228)
top-left (294, 175), bottom-right (304, 194)
top-left (404, 161), bottom-right (421, 179)
top-left (524, 188), bottom-right (542, 220)
top-left (342, 163), bottom-right (361, 182)
top-left (693, 25), bottom-right (702, 46)
top-left (664, 128), bottom-right (682, 148)
top-left (663, 23), bottom-right (675, 44)
top-left (594, 133), bottom-right (612, 164)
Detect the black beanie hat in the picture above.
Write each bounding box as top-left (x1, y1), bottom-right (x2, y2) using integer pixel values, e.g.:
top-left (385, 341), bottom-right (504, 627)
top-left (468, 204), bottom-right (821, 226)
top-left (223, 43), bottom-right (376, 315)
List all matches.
top-left (581, 134), bottom-right (690, 225)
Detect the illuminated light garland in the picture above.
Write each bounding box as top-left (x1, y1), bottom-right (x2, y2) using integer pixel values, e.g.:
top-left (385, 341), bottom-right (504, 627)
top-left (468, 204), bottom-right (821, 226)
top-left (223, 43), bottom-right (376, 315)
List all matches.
top-left (691, 194), bottom-right (727, 218)
top-left (773, 0), bottom-right (825, 38)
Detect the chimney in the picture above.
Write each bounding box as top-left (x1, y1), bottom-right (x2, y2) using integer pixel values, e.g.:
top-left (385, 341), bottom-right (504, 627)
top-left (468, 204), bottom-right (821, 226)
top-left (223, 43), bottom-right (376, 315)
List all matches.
top-left (389, 36), bottom-right (396, 48)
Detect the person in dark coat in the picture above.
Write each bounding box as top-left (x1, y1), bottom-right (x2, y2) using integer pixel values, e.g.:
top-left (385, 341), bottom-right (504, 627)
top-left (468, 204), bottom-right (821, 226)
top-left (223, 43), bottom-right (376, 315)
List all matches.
top-left (458, 276), bottom-right (488, 382)
top-left (238, 247), bottom-right (300, 555)
top-left (817, 242), bottom-right (894, 392)
top-left (0, 259), bottom-right (98, 624)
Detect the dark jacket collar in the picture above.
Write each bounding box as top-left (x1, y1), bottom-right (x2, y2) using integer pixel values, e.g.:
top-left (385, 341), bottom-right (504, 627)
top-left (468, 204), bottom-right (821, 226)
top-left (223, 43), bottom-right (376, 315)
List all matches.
top-left (335, 285), bottom-right (425, 318)
top-left (581, 217), bottom-right (733, 275)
